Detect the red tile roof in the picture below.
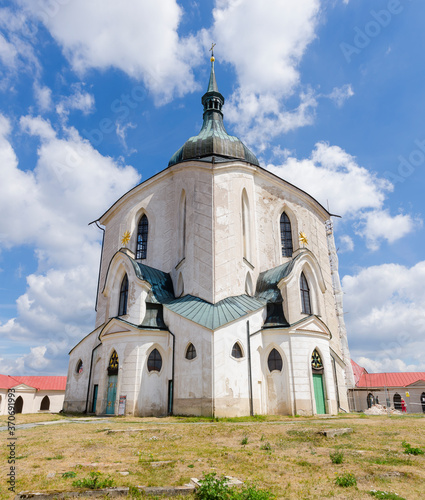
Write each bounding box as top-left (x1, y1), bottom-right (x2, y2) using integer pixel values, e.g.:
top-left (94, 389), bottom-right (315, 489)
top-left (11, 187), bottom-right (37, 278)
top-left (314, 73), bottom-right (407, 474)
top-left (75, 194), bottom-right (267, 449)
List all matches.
top-left (0, 375), bottom-right (67, 391)
top-left (357, 372), bottom-right (425, 388)
top-left (351, 359), bottom-right (368, 385)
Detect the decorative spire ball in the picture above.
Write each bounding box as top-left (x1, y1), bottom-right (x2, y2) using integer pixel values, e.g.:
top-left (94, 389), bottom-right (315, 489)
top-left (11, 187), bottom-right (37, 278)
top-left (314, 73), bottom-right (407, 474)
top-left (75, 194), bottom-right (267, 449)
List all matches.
top-left (211, 56), bottom-right (215, 62)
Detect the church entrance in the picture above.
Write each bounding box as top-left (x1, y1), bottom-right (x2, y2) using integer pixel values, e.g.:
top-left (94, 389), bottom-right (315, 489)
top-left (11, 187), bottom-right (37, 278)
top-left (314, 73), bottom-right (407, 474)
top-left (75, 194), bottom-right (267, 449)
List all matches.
top-left (312, 349), bottom-right (326, 414)
top-left (106, 351), bottom-right (119, 415)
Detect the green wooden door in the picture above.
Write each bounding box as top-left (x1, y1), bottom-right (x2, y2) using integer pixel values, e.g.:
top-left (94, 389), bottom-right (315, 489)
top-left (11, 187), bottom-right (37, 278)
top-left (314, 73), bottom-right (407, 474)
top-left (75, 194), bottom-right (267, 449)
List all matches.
top-left (313, 374), bottom-right (326, 414)
top-left (106, 375), bottom-right (117, 415)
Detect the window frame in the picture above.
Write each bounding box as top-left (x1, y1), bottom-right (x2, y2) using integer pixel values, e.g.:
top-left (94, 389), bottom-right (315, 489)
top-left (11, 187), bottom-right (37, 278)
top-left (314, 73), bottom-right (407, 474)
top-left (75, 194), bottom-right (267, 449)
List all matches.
top-left (185, 343), bottom-right (197, 360)
top-left (147, 348), bottom-right (163, 373)
top-left (300, 272), bottom-right (312, 315)
top-left (118, 274), bottom-right (129, 316)
top-left (267, 348), bottom-right (283, 372)
top-left (231, 342), bottom-right (244, 359)
top-left (280, 212), bottom-right (293, 257)
top-left (136, 214), bottom-right (149, 260)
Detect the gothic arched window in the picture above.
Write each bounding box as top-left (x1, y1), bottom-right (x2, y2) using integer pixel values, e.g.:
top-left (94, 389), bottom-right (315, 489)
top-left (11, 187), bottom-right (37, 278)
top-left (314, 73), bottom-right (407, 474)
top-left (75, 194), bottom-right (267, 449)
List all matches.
top-left (231, 342), bottom-right (243, 359)
top-left (136, 214), bottom-right (148, 259)
top-left (280, 212), bottom-right (293, 257)
top-left (300, 272), bottom-right (311, 314)
top-left (108, 350), bottom-right (119, 375)
top-left (185, 343), bottom-right (197, 360)
top-left (148, 348), bottom-right (162, 372)
top-left (118, 274), bottom-right (128, 316)
top-left (311, 349), bottom-right (323, 371)
top-left (267, 349), bottom-right (283, 372)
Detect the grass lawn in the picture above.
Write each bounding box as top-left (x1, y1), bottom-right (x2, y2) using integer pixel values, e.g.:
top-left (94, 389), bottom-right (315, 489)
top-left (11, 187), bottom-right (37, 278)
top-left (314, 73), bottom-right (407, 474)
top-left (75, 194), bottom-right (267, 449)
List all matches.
top-left (1, 413), bottom-right (424, 499)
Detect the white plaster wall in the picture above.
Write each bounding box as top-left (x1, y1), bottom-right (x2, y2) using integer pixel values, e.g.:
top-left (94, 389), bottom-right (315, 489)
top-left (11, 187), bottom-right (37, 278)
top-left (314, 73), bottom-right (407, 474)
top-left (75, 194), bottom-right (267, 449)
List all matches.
top-left (164, 310), bottom-right (214, 416)
top-left (63, 329), bottom-right (100, 412)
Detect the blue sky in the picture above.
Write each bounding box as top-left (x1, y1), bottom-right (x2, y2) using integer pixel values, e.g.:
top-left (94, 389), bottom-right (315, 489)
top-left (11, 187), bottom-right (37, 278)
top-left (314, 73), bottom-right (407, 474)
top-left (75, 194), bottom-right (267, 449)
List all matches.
top-left (0, 0), bottom-right (424, 375)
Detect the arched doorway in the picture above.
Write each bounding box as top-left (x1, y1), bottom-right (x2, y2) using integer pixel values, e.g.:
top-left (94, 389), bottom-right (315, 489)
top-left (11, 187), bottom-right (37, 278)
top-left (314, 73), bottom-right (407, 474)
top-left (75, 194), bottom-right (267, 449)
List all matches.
top-left (393, 393), bottom-right (402, 411)
top-left (311, 349), bottom-right (326, 414)
top-left (367, 393), bottom-right (375, 409)
top-left (421, 392), bottom-right (425, 413)
top-left (40, 395), bottom-right (50, 411)
top-left (14, 396), bottom-right (23, 414)
top-left (106, 351), bottom-right (119, 415)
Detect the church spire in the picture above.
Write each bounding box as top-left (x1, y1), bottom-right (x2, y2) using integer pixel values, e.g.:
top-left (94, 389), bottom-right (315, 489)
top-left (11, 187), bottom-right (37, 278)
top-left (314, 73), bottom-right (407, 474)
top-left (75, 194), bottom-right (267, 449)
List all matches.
top-left (202, 44), bottom-right (224, 116)
top-left (207, 43), bottom-right (219, 93)
top-left (168, 47), bottom-right (260, 168)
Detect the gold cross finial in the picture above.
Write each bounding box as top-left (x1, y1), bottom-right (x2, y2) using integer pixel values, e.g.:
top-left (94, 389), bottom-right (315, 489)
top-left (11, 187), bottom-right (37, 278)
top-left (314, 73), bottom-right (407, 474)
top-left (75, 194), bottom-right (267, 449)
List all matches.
top-left (209, 42), bottom-right (216, 61)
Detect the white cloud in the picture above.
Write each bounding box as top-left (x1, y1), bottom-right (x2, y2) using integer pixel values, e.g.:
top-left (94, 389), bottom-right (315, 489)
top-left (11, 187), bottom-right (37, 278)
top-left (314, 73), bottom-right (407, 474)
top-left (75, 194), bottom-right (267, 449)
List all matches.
top-left (0, 113), bottom-right (140, 374)
top-left (209, 0), bottom-right (321, 149)
top-left (19, 0), bottom-right (202, 104)
top-left (327, 84), bottom-right (354, 108)
top-left (34, 83), bottom-right (52, 111)
top-left (343, 261), bottom-right (425, 372)
top-left (359, 209), bottom-right (421, 251)
top-left (267, 142), bottom-right (392, 216)
top-left (338, 234), bottom-right (354, 253)
top-left (56, 84), bottom-right (95, 117)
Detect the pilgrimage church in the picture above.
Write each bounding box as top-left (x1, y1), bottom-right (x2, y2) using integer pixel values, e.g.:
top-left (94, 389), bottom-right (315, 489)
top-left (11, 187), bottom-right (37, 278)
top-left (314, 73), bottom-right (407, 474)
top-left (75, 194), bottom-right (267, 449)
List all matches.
top-left (63, 53), bottom-right (355, 417)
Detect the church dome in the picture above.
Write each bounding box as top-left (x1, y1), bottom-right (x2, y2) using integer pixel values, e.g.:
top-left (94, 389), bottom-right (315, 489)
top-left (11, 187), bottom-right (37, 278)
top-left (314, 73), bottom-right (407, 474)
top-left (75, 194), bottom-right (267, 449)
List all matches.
top-left (168, 57), bottom-right (260, 167)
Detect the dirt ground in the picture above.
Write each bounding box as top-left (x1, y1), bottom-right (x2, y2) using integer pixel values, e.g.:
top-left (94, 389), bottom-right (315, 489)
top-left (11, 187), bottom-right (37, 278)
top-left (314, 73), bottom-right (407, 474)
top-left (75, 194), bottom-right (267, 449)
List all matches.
top-left (1, 413), bottom-right (424, 499)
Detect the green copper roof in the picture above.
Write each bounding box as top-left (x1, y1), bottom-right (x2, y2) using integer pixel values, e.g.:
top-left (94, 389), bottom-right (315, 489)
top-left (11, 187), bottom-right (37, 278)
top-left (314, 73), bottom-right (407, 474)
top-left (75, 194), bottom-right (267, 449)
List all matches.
top-left (165, 294), bottom-right (265, 330)
top-left (168, 59), bottom-right (260, 167)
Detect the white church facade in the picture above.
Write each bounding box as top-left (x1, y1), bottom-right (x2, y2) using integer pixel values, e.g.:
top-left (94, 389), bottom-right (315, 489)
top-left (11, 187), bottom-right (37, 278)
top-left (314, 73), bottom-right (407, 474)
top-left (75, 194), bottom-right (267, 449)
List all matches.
top-left (63, 57), bottom-right (354, 417)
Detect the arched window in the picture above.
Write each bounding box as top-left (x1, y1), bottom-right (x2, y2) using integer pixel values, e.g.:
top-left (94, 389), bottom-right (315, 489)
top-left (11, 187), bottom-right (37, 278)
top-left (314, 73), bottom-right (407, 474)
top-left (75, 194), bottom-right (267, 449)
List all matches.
top-left (148, 348), bottom-right (162, 372)
top-left (76, 359), bottom-right (83, 374)
top-left (40, 395), bottom-right (50, 411)
top-left (14, 396), bottom-right (23, 414)
top-left (118, 274), bottom-right (128, 316)
top-left (421, 392), bottom-right (425, 413)
top-left (241, 190), bottom-right (251, 261)
top-left (185, 343), bottom-right (197, 360)
top-left (367, 393), bottom-right (375, 409)
top-left (300, 272), bottom-right (311, 314)
top-left (245, 272), bottom-right (253, 296)
top-left (393, 393), bottom-right (402, 411)
top-left (231, 342), bottom-right (243, 359)
top-left (267, 349), bottom-right (283, 372)
top-left (179, 191), bottom-right (187, 261)
top-left (280, 212), bottom-right (293, 257)
top-left (136, 214), bottom-right (148, 259)
top-left (311, 349), bottom-right (323, 371)
top-left (108, 350), bottom-right (119, 376)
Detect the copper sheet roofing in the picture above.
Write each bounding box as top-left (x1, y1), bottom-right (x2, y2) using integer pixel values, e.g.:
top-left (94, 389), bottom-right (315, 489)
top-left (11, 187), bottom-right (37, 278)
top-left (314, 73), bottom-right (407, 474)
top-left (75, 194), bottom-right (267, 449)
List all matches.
top-left (351, 359), bottom-right (368, 385)
top-left (0, 374), bottom-right (66, 391)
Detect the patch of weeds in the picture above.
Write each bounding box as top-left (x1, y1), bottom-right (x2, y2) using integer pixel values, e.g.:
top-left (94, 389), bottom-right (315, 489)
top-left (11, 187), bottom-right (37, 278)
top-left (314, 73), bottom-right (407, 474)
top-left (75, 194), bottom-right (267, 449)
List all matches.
top-left (241, 437), bottom-right (248, 446)
top-left (195, 472), bottom-right (230, 499)
top-left (335, 472), bottom-right (357, 488)
top-left (188, 464), bottom-right (195, 468)
top-left (195, 473), bottom-right (275, 500)
top-left (369, 456), bottom-right (412, 466)
top-left (402, 441), bottom-right (424, 455)
top-left (45, 454), bottom-right (64, 460)
top-left (330, 449), bottom-right (344, 464)
top-left (368, 491), bottom-right (406, 500)
top-left (15, 455), bottom-right (28, 460)
top-left (128, 486), bottom-right (144, 499)
top-left (260, 434), bottom-right (266, 442)
top-left (296, 460), bottom-right (311, 467)
top-left (260, 442), bottom-right (272, 451)
top-left (62, 471), bottom-right (77, 478)
top-left (72, 471), bottom-right (115, 490)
